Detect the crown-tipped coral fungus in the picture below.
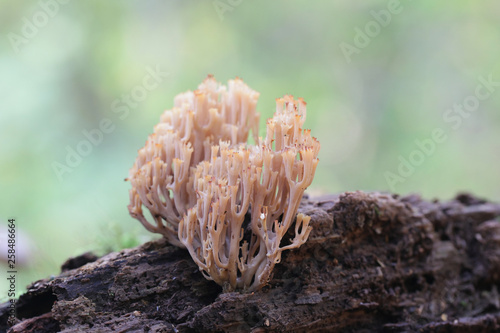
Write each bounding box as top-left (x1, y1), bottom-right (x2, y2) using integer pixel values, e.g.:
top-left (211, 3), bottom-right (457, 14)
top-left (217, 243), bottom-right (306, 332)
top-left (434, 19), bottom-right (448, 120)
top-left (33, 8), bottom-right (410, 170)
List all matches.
top-left (128, 77), bottom-right (319, 291)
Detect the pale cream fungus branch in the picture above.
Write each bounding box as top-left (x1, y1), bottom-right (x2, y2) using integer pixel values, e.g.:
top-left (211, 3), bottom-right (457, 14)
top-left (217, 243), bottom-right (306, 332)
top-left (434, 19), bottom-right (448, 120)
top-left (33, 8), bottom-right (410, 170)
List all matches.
top-left (128, 76), bottom-right (320, 291)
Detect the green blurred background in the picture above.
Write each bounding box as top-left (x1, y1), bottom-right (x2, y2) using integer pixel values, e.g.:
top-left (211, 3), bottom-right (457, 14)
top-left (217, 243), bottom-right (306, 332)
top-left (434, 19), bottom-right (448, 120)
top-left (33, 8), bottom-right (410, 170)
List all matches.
top-left (1, 1), bottom-right (499, 297)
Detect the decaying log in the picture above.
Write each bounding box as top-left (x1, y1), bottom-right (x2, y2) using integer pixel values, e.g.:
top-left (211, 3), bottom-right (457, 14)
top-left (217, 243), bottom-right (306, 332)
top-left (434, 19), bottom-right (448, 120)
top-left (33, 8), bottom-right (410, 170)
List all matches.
top-left (1, 191), bottom-right (500, 332)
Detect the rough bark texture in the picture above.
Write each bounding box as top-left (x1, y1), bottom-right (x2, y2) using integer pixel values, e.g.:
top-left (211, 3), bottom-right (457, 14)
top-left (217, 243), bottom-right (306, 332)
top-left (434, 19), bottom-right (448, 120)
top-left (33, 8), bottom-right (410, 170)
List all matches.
top-left (1, 191), bottom-right (500, 332)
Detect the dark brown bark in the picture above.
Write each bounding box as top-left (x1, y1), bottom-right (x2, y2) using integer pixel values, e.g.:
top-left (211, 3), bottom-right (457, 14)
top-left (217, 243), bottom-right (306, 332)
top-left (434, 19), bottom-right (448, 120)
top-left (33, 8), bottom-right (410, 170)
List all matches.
top-left (1, 191), bottom-right (500, 332)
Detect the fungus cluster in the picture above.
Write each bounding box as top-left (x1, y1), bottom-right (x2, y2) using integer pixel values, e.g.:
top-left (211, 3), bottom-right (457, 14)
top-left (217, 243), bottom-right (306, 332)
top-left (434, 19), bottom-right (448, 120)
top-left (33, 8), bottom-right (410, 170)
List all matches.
top-left (127, 76), bottom-right (320, 291)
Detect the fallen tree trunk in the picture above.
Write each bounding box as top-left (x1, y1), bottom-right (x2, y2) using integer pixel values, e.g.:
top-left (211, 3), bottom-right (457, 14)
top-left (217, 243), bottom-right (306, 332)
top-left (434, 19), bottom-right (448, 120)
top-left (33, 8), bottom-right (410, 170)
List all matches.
top-left (1, 191), bottom-right (500, 332)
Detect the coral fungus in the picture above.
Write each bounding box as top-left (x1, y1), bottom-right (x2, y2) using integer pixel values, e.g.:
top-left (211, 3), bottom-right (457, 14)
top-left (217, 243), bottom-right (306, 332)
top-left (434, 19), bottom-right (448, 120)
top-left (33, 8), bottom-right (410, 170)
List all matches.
top-left (128, 77), bottom-right (319, 291)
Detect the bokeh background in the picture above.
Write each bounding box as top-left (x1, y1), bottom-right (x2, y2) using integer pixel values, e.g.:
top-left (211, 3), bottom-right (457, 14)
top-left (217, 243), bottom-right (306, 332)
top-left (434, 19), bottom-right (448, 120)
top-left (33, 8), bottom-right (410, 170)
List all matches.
top-left (1, 1), bottom-right (500, 296)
